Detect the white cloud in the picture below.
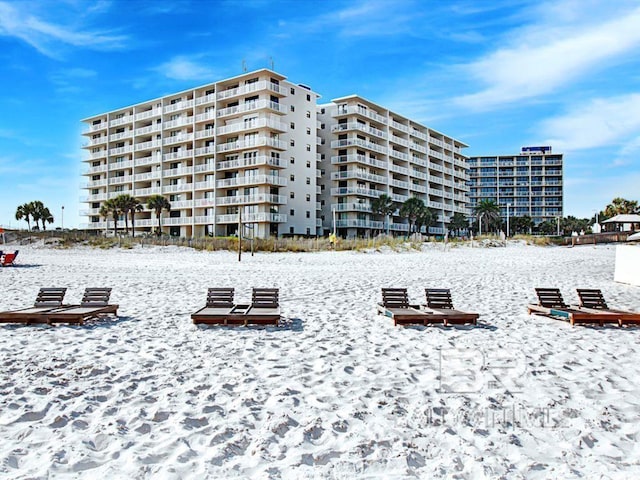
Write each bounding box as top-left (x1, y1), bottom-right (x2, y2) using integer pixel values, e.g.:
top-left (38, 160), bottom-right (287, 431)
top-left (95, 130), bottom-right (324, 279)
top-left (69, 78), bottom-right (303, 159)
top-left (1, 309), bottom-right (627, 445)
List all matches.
top-left (454, 3), bottom-right (640, 110)
top-left (154, 56), bottom-right (216, 82)
top-left (0, 1), bottom-right (127, 58)
top-left (538, 93), bottom-right (640, 151)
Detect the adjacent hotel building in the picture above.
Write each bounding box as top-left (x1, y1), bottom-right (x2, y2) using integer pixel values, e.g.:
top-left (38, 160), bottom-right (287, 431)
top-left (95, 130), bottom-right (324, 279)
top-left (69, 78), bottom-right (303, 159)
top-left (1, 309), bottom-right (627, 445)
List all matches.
top-left (81, 69), bottom-right (471, 238)
top-left (468, 146), bottom-right (563, 225)
top-left (317, 96), bottom-right (469, 237)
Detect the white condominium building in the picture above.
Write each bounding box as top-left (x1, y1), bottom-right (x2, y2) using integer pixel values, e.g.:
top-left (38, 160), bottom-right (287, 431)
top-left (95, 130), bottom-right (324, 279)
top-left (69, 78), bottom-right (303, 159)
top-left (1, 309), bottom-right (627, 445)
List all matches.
top-left (81, 69), bottom-right (320, 238)
top-left (316, 96), bottom-right (470, 237)
top-left (468, 146), bottom-right (564, 225)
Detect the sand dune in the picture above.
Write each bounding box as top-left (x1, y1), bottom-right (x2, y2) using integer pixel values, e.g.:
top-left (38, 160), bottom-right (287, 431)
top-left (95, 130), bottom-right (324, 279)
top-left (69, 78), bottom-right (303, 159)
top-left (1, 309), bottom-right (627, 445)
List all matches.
top-left (0, 242), bottom-right (638, 479)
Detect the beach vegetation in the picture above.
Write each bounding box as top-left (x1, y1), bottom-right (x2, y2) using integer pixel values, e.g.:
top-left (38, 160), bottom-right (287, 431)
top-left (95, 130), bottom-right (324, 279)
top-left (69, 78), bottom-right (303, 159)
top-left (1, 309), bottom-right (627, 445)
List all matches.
top-left (448, 212), bottom-right (469, 237)
top-left (399, 197), bottom-right (426, 234)
top-left (474, 199), bottom-right (500, 234)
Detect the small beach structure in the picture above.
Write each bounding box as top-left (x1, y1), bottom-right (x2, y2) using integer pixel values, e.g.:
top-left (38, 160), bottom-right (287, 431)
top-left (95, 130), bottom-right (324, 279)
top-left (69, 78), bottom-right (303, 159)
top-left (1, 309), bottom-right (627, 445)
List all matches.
top-left (0, 250), bottom-right (18, 267)
top-left (422, 288), bottom-right (479, 325)
top-left (576, 289), bottom-right (640, 326)
top-left (0, 287), bottom-right (67, 324)
top-left (378, 288), bottom-right (440, 326)
top-left (527, 288), bottom-right (619, 327)
top-left (44, 288), bottom-right (118, 325)
top-left (192, 287), bottom-right (280, 326)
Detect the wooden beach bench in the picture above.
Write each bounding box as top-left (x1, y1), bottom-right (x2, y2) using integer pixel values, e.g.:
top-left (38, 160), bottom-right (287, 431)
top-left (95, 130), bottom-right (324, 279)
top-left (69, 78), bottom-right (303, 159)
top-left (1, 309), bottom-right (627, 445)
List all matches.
top-left (192, 288), bottom-right (281, 326)
top-left (44, 288), bottom-right (119, 325)
top-left (527, 288), bottom-right (619, 327)
top-left (191, 288), bottom-right (236, 325)
top-left (242, 288), bottom-right (281, 325)
top-left (421, 288), bottom-right (479, 325)
top-left (377, 288), bottom-right (440, 326)
top-left (576, 289), bottom-right (640, 327)
top-left (0, 287), bottom-right (67, 324)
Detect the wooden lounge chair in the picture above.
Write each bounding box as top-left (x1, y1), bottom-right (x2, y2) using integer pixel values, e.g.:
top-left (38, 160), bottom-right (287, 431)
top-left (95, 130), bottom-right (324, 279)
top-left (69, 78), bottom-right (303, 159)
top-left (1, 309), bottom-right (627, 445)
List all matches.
top-left (377, 288), bottom-right (439, 326)
top-left (576, 289), bottom-right (640, 326)
top-left (45, 288), bottom-right (118, 325)
top-left (191, 288), bottom-right (235, 325)
top-left (421, 288), bottom-right (479, 325)
top-left (527, 288), bottom-right (618, 327)
top-left (242, 288), bottom-right (281, 325)
top-left (0, 288), bottom-right (67, 324)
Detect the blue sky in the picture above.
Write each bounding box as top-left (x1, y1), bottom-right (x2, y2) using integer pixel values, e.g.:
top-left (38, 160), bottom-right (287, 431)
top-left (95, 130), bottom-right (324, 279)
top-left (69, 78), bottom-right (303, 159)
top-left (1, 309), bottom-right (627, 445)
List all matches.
top-left (0, 0), bottom-right (639, 229)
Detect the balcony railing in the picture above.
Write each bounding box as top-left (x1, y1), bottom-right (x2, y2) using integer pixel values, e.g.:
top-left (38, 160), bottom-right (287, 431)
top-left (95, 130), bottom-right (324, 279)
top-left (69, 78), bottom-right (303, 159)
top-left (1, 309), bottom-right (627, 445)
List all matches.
top-left (216, 100), bottom-right (283, 118)
top-left (215, 194), bottom-right (287, 205)
top-left (216, 212), bottom-right (288, 223)
top-left (216, 155), bottom-right (282, 170)
top-left (217, 117), bottom-right (288, 135)
top-left (215, 174), bottom-right (288, 188)
top-left (216, 81), bottom-right (284, 101)
top-left (216, 137), bottom-right (287, 153)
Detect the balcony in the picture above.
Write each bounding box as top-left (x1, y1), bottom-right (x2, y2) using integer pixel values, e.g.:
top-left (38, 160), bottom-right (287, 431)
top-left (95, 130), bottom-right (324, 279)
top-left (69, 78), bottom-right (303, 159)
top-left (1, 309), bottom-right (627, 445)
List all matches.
top-left (389, 149), bottom-right (409, 161)
top-left (163, 99), bottom-right (194, 114)
top-left (335, 219), bottom-right (384, 229)
top-left (83, 122), bottom-right (107, 134)
top-left (135, 140), bottom-right (163, 151)
top-left (215, 194), bottom-right (287, 206)
top-left (331, 138), bottom-right (386, 154)
top-left (390, 179), bottom-right (409, 189)
top-left (216, 155), bottom-right (283, 170)
top-left (390, 121), bottom-right (409, 133)
top-left (195, 112), bottom-right (216, 123)
top-left (83, 179), bottom-right (108, 188)
top-left (109, 131), bottom-right (133, 142)
top-left (163, 183), bottom-right (193, 193)
top-left (164, 117), bottom-right (193, 129)
top-left (134, 109), bottom-right (161, 121)
top-left (217, 117), bottom-right (288, 136)
top-left (83, 164), bottom-right (108, 175)
top-left (331, 122), bottom-right (387, 139)
top-left (163, 150), bottom-right (193, 161)
top-left (195, 129), bottom-right (215, 140)
top-left (163, 166), bottom-right (194, 177)
top-left (391, 194), bottom-right (409, 203)
top-left (216, 137), bottom-right (287, 153)
top-left (163, 134), bottom-right (194, 146)
top-left (108, 146), bottom-right (133, 155)
top-left (135, 124), bottom-right (162, 136)
top-left (109, 175), bottom-right (134, 185)
top-left (331, 170), bottom-right (387, 184)
top-left (333, 105), bottom-right (387, 124)
top-left (215, 174), bottom-right (288, 188)
top-left (194, 198), bottom-right (216, 207)
top-left (194, 146), bottom-right (216, 156)
top-left (332, 187), bottom-right (382, 198)
top-left (134, 171), bottom-right (161, 181)
top-left (109, 115), bottom-right (133, 127)
top-left (216, 212), bottom-right (288, 223)
top-left (331, 155), bottom-right (387, 170)
top-left (216, 100), bottom-right (284, 118)
top-left (134, 187), bottom-right (162, 197)
top-left (216, 81), bottom-right (284, 101)
top-left (389, 163), bottom-right (409, 175)
top-left (330, 203), bottom-right (372, 213)
top-left (195, 93), bottom-right (216, 106)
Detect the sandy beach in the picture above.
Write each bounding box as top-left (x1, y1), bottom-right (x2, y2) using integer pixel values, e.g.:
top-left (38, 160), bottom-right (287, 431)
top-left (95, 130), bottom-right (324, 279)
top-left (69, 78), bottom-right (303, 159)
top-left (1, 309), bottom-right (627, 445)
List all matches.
top-left (0, 242), bottom-right (639, 479)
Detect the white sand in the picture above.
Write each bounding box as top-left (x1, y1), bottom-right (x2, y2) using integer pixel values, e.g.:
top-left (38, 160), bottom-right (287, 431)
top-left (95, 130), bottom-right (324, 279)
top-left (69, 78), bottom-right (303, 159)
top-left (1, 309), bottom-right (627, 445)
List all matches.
top-left (0, 242), bottom-right (639, 479)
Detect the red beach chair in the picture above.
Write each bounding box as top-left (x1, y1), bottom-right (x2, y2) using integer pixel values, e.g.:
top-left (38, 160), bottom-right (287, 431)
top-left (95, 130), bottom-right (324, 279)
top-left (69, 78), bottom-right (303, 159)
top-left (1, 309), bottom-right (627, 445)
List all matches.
top-left (0, 250), bottom-right (18, 267)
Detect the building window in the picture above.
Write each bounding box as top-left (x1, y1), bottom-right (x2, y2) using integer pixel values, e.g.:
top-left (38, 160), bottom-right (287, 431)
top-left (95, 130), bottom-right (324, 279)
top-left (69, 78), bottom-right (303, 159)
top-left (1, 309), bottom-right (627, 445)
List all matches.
top-left (306, 94), bottom-right (311, 101)
top-left (306, 111), bottom-right (311, 118)
top-left (290, 139), bottom-right (295, 147)
top-left (290, 87), bottom-right (295, 95)
top-left (290, 174), bottom-right (295, 181)
top-left (320, 184), bottom-right (325, 191)
top-left (306, 127), bottom-right (311, 135)
top-left (289, 227), bottom-right (294, 234)
top-left (306, 228), bottom-right (311, 236)
top-left (290, 209), bottom-right (295, 216)
top-left (290, 192), bottom-right (295, 199)
top-left (306, 194), bottom-right (311, 201)
top-left (290, 105), bottom-right (295, 112)
top-left (290, 122), bottom-right (295, 129)
top-left (320, 108), bottom-right (325, 114)
top-left (306, 144), bottom-right (311, 152)
top-left (290, 157), bottom-right (295, 164)
top-left (306, 211), bottom-right (310, 218)
top-left (306, 177), bottom-right (310, 185)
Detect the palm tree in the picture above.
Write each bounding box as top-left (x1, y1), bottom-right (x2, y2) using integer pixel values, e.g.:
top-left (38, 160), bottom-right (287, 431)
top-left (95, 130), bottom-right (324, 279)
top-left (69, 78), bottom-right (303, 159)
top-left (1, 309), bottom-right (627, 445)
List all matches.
top-left (474, 199), bottom-right (500, 234)
top-left (15, 203), bottom-right (34, 231)
top-left (415, 207), bottom-right (436, 235)
top-left (121, 195), bottom-right (143, 237)
top-left (147, 194), bottom-right (171, 236)
top-left (448, 212), bottom-right (468, 237)
top-left (370, 193), bottom-right (395, 235)
top-left (40, 207), bottom-right (54, 230)
top-left (399, 197), bottom-right (425, 234)
top-left (30, 201), bottom-right (44, 231)
top-left (604, 197), bottom-right (638, 217)
top-left (99, 198), bottom-right (121, 235)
